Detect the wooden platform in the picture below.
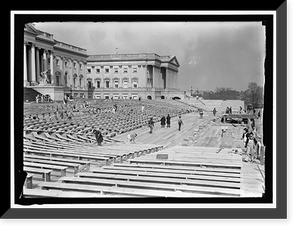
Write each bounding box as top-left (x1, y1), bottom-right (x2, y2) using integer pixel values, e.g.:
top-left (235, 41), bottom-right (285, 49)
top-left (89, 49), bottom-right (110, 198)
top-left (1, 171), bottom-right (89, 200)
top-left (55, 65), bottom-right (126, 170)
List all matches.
top-left (23, 111), bottom-right (264, 198)
top-left (32, 146), bottom-right (254, 197)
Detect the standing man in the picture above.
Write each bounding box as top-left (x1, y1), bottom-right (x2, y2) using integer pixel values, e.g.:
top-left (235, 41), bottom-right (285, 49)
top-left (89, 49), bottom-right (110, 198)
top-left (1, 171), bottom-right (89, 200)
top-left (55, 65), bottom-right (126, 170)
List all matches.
top-left (178, 116), bottom-right (183, 131)
top-left (148, 117), bottom-right (154, 134)
top-left (213, 108), bottom-right (217, 116)
top-left (93, 128), bottom-right (103, 146)
top-left (166, 114), bottom-right (171, 128)
top-left (160, 115), bottom-right (166, 128)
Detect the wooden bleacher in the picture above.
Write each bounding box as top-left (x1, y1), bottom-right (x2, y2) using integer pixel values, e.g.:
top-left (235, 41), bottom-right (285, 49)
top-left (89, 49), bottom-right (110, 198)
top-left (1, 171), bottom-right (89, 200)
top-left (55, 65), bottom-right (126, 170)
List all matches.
top-left (23, 99), bottom-right (264, 198)
top-left (29, 145), bottom-right (245, 197)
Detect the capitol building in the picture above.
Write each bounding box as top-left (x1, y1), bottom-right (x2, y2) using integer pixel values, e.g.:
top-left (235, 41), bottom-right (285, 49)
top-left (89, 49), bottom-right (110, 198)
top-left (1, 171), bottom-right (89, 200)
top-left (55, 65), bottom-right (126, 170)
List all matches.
top-left (24, 23), bottom-right (185, 101)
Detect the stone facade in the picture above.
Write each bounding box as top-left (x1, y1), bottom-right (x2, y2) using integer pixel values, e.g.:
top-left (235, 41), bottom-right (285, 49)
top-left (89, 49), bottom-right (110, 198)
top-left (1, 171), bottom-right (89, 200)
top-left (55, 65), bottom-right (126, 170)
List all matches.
top-left (24, 24), bottom-right (185, 101)
top-left (86, 53), bottom-right (183, 99)
top-left (24, 23), bottom-right (89, 100)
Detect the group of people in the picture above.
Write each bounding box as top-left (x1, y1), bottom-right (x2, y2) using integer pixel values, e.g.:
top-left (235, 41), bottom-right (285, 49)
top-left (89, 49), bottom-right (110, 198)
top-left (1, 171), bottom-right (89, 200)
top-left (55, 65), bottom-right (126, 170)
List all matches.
top-left (35, 94), bottom-right (51, 103)
top-left (241, 120), bottom-right (263, 163)
top-left (147, 114), bottom-right (184, 134)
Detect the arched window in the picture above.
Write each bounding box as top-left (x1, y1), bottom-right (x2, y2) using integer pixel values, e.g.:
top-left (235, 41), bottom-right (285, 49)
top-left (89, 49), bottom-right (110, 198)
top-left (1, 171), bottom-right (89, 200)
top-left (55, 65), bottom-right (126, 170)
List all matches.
top-left (79, 74), bottom-right (84, 88)
top-left (73, 74), bottom-right (77, 87)
top-left (55, 71), bottom-right (61, 86)
top-left (122, 77), bottom-right (128, 88)
top-left (104, 78), bottom-right (110, 88)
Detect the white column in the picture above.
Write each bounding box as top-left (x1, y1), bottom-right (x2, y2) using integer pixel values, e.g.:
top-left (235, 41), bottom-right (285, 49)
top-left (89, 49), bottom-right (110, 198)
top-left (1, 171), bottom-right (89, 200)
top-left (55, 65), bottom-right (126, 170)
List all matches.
top-left (50, 51), bottom-right (54, 85)
top-left (30, 44), bottom-right (36, 84)
top-left (42, 50), bottom-right (47, 72)
top-left (152, 66), bottom-right (155, 88)
top-left (24, 43), bottom-right (27, 85)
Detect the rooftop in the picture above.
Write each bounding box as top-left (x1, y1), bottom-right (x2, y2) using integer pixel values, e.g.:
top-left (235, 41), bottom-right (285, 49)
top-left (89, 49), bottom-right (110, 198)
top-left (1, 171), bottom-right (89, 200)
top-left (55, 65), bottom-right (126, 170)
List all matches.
top-left (87, 53), bottom-right (173, 62)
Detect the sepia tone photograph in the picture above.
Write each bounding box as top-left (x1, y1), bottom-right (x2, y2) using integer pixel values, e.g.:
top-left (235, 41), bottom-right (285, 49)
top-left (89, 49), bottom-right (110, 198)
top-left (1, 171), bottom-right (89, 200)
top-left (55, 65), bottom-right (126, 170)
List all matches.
top-left (21, 20), bottom-right (266, 199)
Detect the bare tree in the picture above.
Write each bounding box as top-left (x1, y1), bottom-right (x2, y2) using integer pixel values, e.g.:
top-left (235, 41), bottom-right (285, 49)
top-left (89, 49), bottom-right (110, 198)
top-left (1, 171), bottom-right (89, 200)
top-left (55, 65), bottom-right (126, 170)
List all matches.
top-left (242, 82), bottom-right (264, 108)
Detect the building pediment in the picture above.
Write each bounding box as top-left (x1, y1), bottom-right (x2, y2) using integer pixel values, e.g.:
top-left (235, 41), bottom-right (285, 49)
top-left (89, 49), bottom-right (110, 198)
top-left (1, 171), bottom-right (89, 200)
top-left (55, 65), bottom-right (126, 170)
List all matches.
top-left (24, 23), bottom-right (39, 35)
top-left (169, 56), bottom-right (180, 67)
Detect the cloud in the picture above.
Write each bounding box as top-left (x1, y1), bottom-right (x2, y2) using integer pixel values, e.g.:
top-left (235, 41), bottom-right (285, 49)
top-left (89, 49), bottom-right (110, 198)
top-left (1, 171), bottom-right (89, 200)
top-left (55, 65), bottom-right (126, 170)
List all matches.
top-left (34, 21), bottom-right (265, 91)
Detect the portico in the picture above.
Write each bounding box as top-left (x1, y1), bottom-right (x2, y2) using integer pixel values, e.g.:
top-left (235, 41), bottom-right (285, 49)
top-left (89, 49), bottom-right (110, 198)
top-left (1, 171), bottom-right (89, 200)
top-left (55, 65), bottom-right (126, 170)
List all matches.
top-left (24, 43), bottom-right (55, 86)
top-left (24, 23), bottom-right (88, 101)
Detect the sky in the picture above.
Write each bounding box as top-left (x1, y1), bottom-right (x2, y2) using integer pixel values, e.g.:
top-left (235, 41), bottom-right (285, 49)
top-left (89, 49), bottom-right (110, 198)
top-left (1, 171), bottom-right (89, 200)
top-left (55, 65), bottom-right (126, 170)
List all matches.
top-left (34, 21), bottom-right (265, 91)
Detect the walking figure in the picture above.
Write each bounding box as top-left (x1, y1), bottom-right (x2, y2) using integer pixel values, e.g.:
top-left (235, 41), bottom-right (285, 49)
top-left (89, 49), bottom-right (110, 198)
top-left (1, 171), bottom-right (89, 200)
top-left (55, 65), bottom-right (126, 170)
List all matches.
top-left (148, 117), bottom-right (154, 134)
top-left (178, 116), bottom-right (183, 131)
top-left (213, 108), bottom-right (217, 116)
top-left (93, 128), bottom-right (103, 146)
top-left (166, 114), bottom-right (171, 128)
top-left (160, 115), bottom-right (166, 128)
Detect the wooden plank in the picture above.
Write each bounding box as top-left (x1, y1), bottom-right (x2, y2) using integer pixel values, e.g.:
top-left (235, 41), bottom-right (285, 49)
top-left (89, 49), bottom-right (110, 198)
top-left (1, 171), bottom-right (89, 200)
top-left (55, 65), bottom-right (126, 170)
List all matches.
top-left (91, 169), bottom-right (241, 183)
top-left (77, 172), bottom-right (241, 189)
top-left (128, 159), bottom-right (242, 169)
top-left (39, 181), bottom-right (213, 197)
top-left (24, 154), bottom-right (91, 166)
top-left (24, 158), bottom-right (81, 175)
top-left (24, 167), bottom-right (52, 182)
top-left (24, 162), bottom-right (68, 177)
top-left (23, 189), bottom-right (108, 198)
top-left (61, 176), bottom-right (241, 196)
top-left (112, 163), bottom-right (241, 174)
top-left (24, 148), bottom-right (110, 164)
top-left (103, 165), bottom-right (241, 179)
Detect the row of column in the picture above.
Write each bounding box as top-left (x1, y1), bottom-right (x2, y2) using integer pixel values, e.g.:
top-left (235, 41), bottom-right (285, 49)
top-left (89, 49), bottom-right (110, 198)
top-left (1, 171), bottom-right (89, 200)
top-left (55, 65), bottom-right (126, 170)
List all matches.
top-left (24, 43), bottom-right (54, 86)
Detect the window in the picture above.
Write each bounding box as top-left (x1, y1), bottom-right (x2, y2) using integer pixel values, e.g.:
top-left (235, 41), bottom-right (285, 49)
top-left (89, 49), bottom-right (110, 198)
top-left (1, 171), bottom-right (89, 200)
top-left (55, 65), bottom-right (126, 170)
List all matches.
top-left (56, 59), bottom-right (60, 66)
top-left (133, 80), bottom-right (138, 88)
top-left (133, 67), bottom-right (137, 73)
top-left (87, 81), bottom-right (92, 88)
top-left (123, 67), bottom-right (128, 73)
top-left (123, 80), bottom-right (128, 88)
top-left (105, 80), bottom-right (110, 88)
top-left (87, 68), bottom-right (91, 74)
top-left (96, 81), bottom-right (100, 88)
top-left (114, 80), bottom-right (119, 88)
top-left (65, 61), bottom-right (68, 67)
top-left (105, 68), bottom-right (109, 73)
top-left (114, 68), bottom-right (118, 74)
top-left (96, 68), bottom-right (100, 74)
top-left (74, 62), bottom-right (76, 69)
top-left (79, 63), bottom-right (82, 70)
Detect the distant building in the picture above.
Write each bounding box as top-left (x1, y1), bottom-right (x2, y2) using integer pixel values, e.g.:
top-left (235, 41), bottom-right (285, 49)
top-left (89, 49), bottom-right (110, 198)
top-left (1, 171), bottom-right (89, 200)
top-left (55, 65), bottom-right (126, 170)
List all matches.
top-left (24, 23), bottom-right (184, 101)
top-left (86, 53), bottom-right (183, 100)
top-left (24, 23), bottom-right (88, 101)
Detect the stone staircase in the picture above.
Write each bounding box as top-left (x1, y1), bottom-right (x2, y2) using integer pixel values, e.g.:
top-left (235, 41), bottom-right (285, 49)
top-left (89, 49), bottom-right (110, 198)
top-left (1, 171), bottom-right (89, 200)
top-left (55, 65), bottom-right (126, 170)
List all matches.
top-left (24, 87), bottom-right (40, 102)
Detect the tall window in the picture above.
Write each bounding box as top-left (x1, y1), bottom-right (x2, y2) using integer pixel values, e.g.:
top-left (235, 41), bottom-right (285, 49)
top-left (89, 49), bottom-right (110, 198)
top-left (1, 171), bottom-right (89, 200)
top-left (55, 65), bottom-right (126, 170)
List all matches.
top-left (133, 80), bottom-right (138, 88)
top-left (96, 81), bottom-right (100, 88)
top-left (105, 68), bottom-right (109, 73)
top-left (123, 67), bottom-right (128, 73)
top-left (133, 67), bottom-right (137, 73)
top-left (123, 80), bottom-right (128, 88)
top-left (87, 68), bottom-right (91, 74)
top-left (105, 80), bottom-right (110, 88)
top-left (96, 68), bottom-right (100, 74)
top-left (114, 68), bottom-right (118, 74)
top-left (114, 80), bottom-right (119, 88)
